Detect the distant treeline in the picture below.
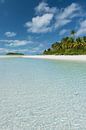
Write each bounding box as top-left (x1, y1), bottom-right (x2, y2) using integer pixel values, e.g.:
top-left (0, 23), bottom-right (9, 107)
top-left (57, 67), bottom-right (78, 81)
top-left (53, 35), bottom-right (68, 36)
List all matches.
top-left (6, 52), bottom-right (24, 55)
top-left (43, 31), bottom-right (86, 55)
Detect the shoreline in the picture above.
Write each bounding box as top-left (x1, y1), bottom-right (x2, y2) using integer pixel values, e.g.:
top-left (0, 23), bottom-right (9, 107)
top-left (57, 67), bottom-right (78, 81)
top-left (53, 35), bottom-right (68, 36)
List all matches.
top-left (0, 55), bottom-right (86, 61)
top-left (22, 55), bottom-right (86, 61)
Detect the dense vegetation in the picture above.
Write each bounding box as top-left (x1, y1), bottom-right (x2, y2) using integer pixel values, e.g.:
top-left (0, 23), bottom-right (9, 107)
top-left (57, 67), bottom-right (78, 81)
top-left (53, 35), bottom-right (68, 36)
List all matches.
top-left (6, 52), bottom-right (24, 55)
top-left (43, 31), bottom-right (86, 55)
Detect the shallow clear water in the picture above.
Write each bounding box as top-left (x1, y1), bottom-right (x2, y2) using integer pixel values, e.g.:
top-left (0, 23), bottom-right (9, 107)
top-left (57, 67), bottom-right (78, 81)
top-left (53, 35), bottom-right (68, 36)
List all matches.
top-left (0, 58), bottom-right (86, 130)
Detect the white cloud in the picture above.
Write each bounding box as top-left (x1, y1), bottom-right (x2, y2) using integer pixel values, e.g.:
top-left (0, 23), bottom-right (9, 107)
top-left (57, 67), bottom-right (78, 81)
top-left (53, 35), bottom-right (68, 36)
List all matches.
top-left (55, 3), bottom-right (81, 28)
top-left (59, 29), bottom-right (68, 35)
top-left (35, 1), bottom-right (57, 14)
top-left (25, 13), bottom-right (53, 33)
top-left (56, 19), bottom-right (71, 28)
top-left (29, 44), bottom-right (44, 54)
top-left (25, 1), bottom-right (57, 33)
top-left (0, 48), bottom-right (8, 53)
top-left (0, 43), bottom-right (44, 54)
top-left (25, 2), bottom-right (82, 34)
top-left (76, 20), bottom-right (86, 36)
top-left (0, 39), bottom-right (33, 47)
top-left (10, 49), bottom-right (29, 53)
top-left (5, 32), bottom-right (16, 38)
top-left (7, 40), bottom-right (28, 47)
top-left (0, 48), bottom-right (29, 54)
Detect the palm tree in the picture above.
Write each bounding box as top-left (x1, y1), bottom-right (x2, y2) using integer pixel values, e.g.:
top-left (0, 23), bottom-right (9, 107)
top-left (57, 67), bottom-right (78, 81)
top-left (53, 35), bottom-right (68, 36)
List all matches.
top-left (71, 30), bottom-right (76, 40)
top-left (51, 42), bottom-right (59, 50)
top-left (43, 50), bottom-right (47, 54)
top-left (83, 36), bottom-right (86, 42)
top-left (76, 37), bottom-right (82, 43)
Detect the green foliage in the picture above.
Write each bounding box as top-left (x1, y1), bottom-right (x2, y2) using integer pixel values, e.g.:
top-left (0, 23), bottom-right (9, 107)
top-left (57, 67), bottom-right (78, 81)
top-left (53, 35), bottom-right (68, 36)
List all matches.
top-left (43, 35), bottom-right (86, 55)
top-left (71, 30), bottom-right (76, 36)
top-left (6, 52), bottom-right (24, 55)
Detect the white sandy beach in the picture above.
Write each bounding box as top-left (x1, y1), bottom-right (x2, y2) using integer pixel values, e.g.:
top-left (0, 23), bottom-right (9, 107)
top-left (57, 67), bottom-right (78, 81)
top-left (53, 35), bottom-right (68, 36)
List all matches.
top-left (22, 55), bottom-right (86, 61)
top-left (0, 55), bottom-right (86, 61)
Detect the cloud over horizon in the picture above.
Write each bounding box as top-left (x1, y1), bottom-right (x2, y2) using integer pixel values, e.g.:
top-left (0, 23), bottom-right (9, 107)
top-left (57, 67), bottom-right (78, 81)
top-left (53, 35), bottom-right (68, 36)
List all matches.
top-left (55, 3), bottom-right (81, 28)
top-left (25, 2), bottom-right (83, 34)
top-left (0, 39), bottom-right (33, 47)
top-left (76, 20), bottom-right (86, 36)
top-left (35, 1), bottom-right (57, 15)
top-left (5, 32), bottom-right (17, 38)
top-left (25, 13), bottom-right (53, 33)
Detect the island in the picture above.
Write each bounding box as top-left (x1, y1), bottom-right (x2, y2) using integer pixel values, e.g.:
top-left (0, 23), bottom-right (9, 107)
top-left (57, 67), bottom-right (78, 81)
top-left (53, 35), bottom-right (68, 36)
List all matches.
top-left (6, 52), bottom-right (24, 56)
top-left (43, 31), bottom-right (86, 55)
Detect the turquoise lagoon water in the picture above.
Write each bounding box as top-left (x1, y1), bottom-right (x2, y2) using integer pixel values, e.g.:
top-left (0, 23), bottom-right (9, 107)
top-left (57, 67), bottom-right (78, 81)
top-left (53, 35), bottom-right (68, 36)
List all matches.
top-left (0, 58), bottom-right (86, 130)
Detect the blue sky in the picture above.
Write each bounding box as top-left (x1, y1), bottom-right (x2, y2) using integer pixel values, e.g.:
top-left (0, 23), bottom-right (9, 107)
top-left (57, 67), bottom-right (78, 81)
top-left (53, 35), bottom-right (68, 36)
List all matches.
top-left (0, 0), bottom-right (86, 54)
